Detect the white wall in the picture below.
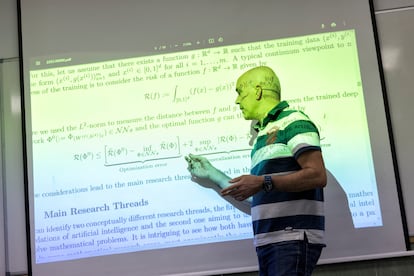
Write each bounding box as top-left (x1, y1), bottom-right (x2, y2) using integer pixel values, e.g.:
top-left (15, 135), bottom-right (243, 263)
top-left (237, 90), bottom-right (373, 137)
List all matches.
top-left (0, 67), bottom-right (6, 276)
top-left (1, 0), bottom-right (27, 274)
top-left (0, 0), bottom-right (18, 59)
top-left (375, 0), bottom-right (414, 10)
top-left (0, 58), bottom-right (27, 275)
top-left (375, 5), bottom-right (414, 236)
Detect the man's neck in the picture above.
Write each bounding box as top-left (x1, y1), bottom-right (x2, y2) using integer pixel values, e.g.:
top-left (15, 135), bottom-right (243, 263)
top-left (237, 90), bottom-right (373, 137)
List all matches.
top-left (257, 100), bottom-right (281, 126)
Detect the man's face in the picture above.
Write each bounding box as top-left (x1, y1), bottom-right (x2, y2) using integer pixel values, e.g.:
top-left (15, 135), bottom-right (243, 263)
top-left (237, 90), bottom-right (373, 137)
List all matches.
top-left (235, 78), bottom-right (259, 120)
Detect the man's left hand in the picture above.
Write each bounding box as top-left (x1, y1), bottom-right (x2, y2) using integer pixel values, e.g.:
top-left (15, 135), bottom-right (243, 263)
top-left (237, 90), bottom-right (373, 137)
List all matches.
top-left (221, 175), bottom-right (262, 201)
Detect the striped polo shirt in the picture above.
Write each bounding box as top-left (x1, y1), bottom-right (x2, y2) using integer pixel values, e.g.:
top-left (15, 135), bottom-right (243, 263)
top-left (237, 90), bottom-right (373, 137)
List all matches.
top-left (250, 101), bottom-right (325, 247)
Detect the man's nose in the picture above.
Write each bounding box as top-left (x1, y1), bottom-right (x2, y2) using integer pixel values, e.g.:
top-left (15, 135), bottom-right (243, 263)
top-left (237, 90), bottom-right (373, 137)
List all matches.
top-left (235, 96), bottom-right (241, 104)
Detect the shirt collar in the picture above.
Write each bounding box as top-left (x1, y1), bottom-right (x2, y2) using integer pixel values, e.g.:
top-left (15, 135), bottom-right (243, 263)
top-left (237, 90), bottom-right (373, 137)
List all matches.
top-left (253, 100), bottom-right (289, 131)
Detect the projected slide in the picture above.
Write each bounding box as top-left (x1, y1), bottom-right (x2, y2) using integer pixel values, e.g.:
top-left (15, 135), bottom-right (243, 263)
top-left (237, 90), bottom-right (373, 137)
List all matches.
top-left (30, 29), bottom-right (381, 263)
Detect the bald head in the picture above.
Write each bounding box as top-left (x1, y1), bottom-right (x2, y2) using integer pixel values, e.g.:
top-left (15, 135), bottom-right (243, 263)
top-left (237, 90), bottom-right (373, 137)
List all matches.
top-left (236, 66), bottom-right (281, 99)
top-left (234, 66), bottom-right (282, 122)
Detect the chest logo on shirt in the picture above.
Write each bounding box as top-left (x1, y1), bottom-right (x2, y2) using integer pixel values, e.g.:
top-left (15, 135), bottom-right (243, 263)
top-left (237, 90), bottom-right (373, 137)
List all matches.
top-left (266, 126), bottom-right (279, 145)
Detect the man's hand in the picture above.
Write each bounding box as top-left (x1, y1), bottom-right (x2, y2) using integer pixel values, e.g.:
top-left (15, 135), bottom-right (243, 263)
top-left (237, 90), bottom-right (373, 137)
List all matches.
top-left (184, 154), bottom-right (253, 213)
top-left (185, 153), bottom-right (216, 179)
top-left (221, 175), bottom-right (262, 201)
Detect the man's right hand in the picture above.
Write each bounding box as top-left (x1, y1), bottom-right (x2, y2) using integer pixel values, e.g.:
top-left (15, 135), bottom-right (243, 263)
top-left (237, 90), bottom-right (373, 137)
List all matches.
top-left (185, 153), bottom-right (216, 179)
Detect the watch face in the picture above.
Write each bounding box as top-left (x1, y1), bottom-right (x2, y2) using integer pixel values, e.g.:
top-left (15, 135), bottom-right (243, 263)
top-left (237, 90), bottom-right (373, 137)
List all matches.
top-left (264, 175), bottom-right (273, 192)
top-left (265, 182), bottom-right (273, 192)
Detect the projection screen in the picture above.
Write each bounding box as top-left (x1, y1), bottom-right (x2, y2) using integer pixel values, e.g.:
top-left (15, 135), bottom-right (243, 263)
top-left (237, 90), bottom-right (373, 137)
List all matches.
top-left (19, 0), bottom-right (409, 275)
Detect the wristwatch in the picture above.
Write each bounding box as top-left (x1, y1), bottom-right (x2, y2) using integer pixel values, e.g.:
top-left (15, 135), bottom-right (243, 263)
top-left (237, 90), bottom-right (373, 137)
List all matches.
top-left (263, 175), bottom-right (273, 192)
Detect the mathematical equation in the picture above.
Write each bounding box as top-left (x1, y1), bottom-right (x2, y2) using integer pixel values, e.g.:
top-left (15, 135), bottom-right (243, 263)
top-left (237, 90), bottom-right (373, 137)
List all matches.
top-left (144, 82), bottom-right (235, 104)
top-left (72, 135), bottom-right (251, 166)
top-left (321, 30), bottom-right (353, 43)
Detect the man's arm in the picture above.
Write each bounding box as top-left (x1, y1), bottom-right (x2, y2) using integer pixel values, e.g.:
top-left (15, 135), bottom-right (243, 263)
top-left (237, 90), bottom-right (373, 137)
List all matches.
top-left (185, 154), bottom-right (232, 189)
top-left (221, 150), bottom-right (326, 200)
top-left (275, 150), bottom-right (326, 190)
top-left (185, 154), bottom-right (252, 214)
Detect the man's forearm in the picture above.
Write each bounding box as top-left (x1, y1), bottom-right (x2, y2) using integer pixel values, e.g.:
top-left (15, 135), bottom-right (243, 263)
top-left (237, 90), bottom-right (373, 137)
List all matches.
top-left (209, 168), bottom-right (232, 190)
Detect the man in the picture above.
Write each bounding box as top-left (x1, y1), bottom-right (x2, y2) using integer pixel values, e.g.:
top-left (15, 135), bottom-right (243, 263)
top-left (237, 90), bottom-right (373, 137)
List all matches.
top-left (185, 66), bottom-right (326, 276)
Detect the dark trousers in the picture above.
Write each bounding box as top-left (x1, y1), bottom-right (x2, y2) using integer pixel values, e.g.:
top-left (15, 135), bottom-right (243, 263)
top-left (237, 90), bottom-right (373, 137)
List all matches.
top-left (256, 236), bottom-right (323, 276)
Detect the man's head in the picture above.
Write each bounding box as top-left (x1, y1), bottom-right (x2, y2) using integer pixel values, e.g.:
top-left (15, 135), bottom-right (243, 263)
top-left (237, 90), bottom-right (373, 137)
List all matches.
top-left (235, 66), bottom-right (281, 121)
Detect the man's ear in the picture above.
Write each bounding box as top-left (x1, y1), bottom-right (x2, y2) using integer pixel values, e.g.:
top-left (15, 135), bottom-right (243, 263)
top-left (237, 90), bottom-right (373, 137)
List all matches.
top-left (255, 85), bottom-right (263, 100)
